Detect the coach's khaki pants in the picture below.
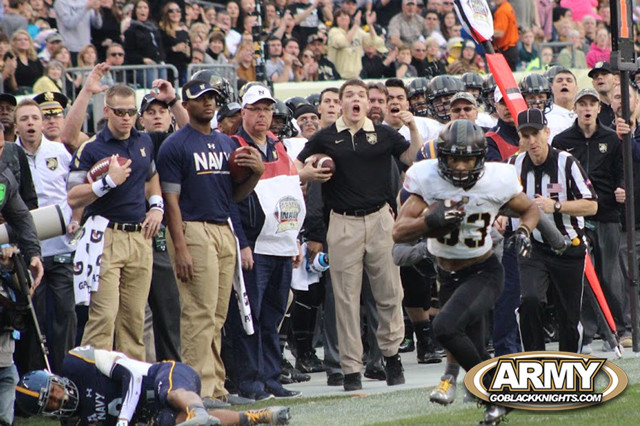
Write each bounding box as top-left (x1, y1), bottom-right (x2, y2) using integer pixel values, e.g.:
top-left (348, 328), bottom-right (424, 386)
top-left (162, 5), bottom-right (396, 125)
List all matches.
top-left (167, 221), bottom-right (236, 397)
top-left (327, 205), bottom-right (404, 374)
top-left (81, 228), bottom-right (152, 360)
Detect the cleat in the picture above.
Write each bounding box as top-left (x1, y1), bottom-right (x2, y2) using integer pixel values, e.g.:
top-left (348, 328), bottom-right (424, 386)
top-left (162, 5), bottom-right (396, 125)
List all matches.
top-left (399, 338), bottom-right (415, 353)
top-left (179, 406), bottom-right (221, 426)
top-left (429, 374), bottom-right (456, 405)
top-left (478, 404), bottom-right (511, 425)
top-left (244, 406), bottom-right (291, 425)
top-left (295, 351), bottom-right (326, 373)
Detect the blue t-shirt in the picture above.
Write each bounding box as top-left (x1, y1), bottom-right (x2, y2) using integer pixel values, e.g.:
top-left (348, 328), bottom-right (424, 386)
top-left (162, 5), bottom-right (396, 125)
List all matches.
top-left (70, 127), bottom-right (155, 223)
top-left (156, 125), bottom-right (236, 222)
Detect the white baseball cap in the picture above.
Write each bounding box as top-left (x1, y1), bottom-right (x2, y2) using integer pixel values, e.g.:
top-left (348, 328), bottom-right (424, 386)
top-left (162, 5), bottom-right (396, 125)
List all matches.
top-left (242, 85), bottom-right (276, 108)
top-left (494, 87), bottom-right (504, 104)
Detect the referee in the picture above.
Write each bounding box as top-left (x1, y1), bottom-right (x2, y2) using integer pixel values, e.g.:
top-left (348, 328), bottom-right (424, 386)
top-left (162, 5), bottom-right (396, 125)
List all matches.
top-left (509, 109), bottom-right (598, 353)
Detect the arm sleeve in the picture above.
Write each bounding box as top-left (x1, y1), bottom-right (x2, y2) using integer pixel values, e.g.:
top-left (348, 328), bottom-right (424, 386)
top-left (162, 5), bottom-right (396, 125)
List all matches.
top-left (90, 9), bottom-right (103, 29)
top-left (493, 8), bottom-right (509, 33)
top-left (1, 171), bottom-right (41, 260)
top-left (392, 241), bottom-right (428, 266)
top-left (301, 181), bottom-right (326, 243)
top-left (388, 128), bottom-right (411, 159)
top-left (296, 134), bottom-right (323, 163)
top-left (612, 139), bottom-right (625, 188)
top-left (109, 361), bottom-right (144, 423)
top-left (16, 148), bottom-right (38, 210)
top-left (568, 156), bottom-right (598, 200)
top-left (54, 2), bottom-right (91, 29)
top-left (328, 28), bottom-right (349, 49)
top-left (156, 140), bottom-right (183, 185)
top-left (387, 16), bottom-right (400, 38)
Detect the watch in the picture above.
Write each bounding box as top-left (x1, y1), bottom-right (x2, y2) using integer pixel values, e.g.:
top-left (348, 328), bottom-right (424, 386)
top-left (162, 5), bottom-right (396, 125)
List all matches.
top-left (554, 201), bottom-right (562, 213)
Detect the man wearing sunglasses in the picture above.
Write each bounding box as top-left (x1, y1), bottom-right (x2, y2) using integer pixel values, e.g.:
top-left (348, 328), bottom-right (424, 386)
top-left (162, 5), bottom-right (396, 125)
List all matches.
top-left (67, 64), bottom-right (164, 362)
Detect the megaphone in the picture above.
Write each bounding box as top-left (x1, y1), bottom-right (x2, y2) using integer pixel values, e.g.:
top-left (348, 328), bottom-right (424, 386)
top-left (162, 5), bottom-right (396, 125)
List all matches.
top-left (0, 204), bottom-right (67, 245)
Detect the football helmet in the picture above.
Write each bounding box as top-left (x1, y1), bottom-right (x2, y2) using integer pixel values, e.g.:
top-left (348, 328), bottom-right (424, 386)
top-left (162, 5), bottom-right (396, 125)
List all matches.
top-left (284, 97), bottom-right (310, 115)
top-left (519, 73), bottom-right (553, 113)
top-left (543, 65), bottom-right (570, 85)
top-left (306, 93), bottom-right (321, 108)
top-left (407, 77), bottom-right (430, 117)
top-left (190, 70), bottom-right (235, 104)
top-left (481, 74), bottom-right (497, 114)
top-left (427, 76), bottom-right (465, 123)
top-left (270, 100), bottom-right (297, 139)
top-left (16, 370), bottom-right (79, 419)
top-left (436, 119), bottom-right (487, 189)
top-left (461, 72), bottom-right (484, 101)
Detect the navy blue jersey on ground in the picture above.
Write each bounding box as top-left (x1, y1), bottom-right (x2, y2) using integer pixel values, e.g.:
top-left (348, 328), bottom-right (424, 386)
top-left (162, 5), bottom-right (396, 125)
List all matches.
top-left (70, 127), bottom-right (155, 223)
top-left (156, 125), bottom-right (236, 223)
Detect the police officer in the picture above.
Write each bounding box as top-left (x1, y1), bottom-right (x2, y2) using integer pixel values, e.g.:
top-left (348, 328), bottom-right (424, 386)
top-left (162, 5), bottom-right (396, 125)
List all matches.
top-left (511, 109), bottom-right (598, 352)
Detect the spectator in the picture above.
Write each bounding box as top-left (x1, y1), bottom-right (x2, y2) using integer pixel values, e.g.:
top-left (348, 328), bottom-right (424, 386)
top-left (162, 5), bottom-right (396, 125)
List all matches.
top-left (510, 0), bottom-right (539, 33)
top-left (207, 30), bottom-right (229, 64)
top-left (445, 36), bottom-right (463, 65)
top-left (10, 29), bottom-right (43, 94)
top-left (123, 0), bottom-right (166, 87)
top-left (227, 0), bottom-right (241, 32)
top-left (518, 29), bottom-right (538, 68)
top-left (582, 14), bottom-right (597, 47)
top-left (423, 36), bottom-right (447, 78)
top-left (423, 9), bottom-right (446, 46)
top-left (597, 2), bottom-right (611, 29)
top-left (77, 43), bottom-right (98, 68)
top-left (388, 0), bottom-right (429, 48)
top-left (411, 40), bottom-right (429, 77)
top-left (360, 35), bottom-right (392, 79)
top-left (216, 10), bottom-right (241, 57)
top-left (263, 1), bottom-right (280, 32)
top-left (54, 0), bottom-right (103, 65)
top-left (288, 0), bottom-right (333, 51)
top-left (439, 11), bottom-right (459, 41)
top-left (51, 45), bottom-right (76, 98)
top-left (327, 9), bottom-right (374, 79)
top-left (18, 0), bottom-right (38, 39)
top-left (0, 36), bottom-right (18, 94)
top-left (537, 0), bottom-right (554, 41)
top-left (36, 30), bottom-right (62, 66)
top-left (2, 0), bottom-right (29, 37)
top-left (392, 43), bottom-right (418, 78)
top-left (266, 36), bottom-right (293, 82)
top-left (306, 33), bottom-right (341, 81)
top-left (203, 6), bottom-right (217, 26)
top-left (525, 45), bottom-right (553, 71)
top-left (557, 29), bottom-right (588, 69)
top-left (586, 27), bottom-right (611, 68)
top-left (32, 59), bottom-right (64, 93)
top-left (191, 47), bottom-right (205, 64)
top-left (234, 40), bottom-right (257, 81)
top-left (560, 0), bottom-right (600, 23)
top-left (493, 0), bottom-right (519, 70)
top-left (283, 38), bottom-right (304, 77)
top-left (91, 0), bottom-right (125, 61)
top-left (447, 39), bottom-right (481, 74)
top-left (159, 2), bottom-right (191, 85)
top-left (373, 0), bottom-right (402, 27)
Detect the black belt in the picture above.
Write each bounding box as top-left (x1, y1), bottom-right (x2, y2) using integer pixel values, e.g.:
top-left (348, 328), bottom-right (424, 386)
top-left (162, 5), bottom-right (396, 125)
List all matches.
top-left (333, 204), bottom-right (383, 217)
top-left (107, 222), bottom-right (142, 232)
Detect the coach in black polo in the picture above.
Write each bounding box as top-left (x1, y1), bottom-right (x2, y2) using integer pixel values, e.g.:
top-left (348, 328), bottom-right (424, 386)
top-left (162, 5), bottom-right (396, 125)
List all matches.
top-left (509, 108), bottom-right (597, 353)
top-left (295, 79), bottom-right (423, 391)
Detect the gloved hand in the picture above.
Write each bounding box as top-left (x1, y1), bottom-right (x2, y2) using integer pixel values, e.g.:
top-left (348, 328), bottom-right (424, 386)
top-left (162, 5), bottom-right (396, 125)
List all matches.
top-left (506, 226), bottom-right (532, 257)
top-left (551, 236), bottom-right (572, 256)
top-left (424, 199), bottom-right (466, 232)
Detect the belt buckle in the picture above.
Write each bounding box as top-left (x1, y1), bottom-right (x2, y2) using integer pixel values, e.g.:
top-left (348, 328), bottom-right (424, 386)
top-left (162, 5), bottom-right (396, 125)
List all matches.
top-left (354, 209), bottom-right (366, 216)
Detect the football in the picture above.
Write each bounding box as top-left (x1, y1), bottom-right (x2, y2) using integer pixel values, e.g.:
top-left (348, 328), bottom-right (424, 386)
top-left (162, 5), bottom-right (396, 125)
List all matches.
top-left (87, 156), bottom-right (129, 183)
top-left (308, 154), bottom-right (336, 173)
top-left (228, 148), bottom-right (252, 183)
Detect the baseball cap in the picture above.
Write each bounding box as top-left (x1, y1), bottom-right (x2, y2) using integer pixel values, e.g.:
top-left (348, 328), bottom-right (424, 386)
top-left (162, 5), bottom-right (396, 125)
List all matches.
top-left (450, 92), bottom-right (477, 107)
top-left (182, 79), bottom-right (220, 100)
top-left (574, 88), bottom-right (600, 104)
top-left (46, 32), bottom-right (63, 43)
top-left (494, 87), bottom-right (504, 104)
top-left (588, 61), bottom-right (613, 78)
top-left (139, 93), bottom-right (168, 114)
top-left (447, 37), bottom-right (464, 50)
top-left (462, 40), bottom-right (476, 50)
top-left (517, 108), bottom-right (547, 132)
top-left (33, 91), bottom-right (68, 115)
top-left (217, 102), bottom-right (242, 121)
top-left (294, 104), bottom-right (318, 120)
top-left (0, 93), bottom-right (17, 107)
top-left (307, 33), bottom-right (325, 44)
top-left (241, 85), bottom-right (275, 108)
top-left (403, 0), bottom-right (417, 4)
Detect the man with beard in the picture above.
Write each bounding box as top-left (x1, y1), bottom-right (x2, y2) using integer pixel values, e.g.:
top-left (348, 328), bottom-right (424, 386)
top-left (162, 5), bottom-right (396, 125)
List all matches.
top-left (317, 88), bottom-right (340, 128)
top-left (367, 82), bottom-right (387, 125)
top-left (0, 94), bottom-right (17, 143)
top-left (589, 61), bottom-right (617, 127)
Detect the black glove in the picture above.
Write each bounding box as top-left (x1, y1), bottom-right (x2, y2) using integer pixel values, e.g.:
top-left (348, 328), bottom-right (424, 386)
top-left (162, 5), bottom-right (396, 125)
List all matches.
top-left (424, 200), bottom-right (466, 231)
top-left (551, 236), bottom-right (572, 256)
top-left (506, 226), bottom-right (532, 258)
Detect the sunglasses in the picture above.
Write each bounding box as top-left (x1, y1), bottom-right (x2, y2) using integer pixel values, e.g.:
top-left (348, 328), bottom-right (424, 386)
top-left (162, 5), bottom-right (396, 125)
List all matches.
top-left (110, 52), bottom-right (124, 57)
top-left (107, 105), bottom-right (138, 117)
top-left (169, 8), bottom-right (181, 13)
top-left (451, 106), bottom-right (475, 113)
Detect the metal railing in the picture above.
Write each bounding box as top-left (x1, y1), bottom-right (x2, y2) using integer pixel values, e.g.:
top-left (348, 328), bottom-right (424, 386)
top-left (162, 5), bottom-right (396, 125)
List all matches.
top-left (63, 64), bottom-right (180, 101)
top-left (539, 42), bottom-right (577, 68)
top-left (186, 63), bottom-right (238, 92)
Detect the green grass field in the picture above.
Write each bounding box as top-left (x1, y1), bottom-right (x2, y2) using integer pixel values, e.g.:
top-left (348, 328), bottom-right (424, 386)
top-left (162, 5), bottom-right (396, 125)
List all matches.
top-left (14, 356), bottom-right (640, 425)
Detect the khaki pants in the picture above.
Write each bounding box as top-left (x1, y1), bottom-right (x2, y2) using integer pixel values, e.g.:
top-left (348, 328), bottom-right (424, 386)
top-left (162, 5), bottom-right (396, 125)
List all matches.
top-left (81, 229), bottom-right (153, 360)
top-left (327, 205), bottom-right (404, 374)
top-left (167, 221), bottom-right (236, 397)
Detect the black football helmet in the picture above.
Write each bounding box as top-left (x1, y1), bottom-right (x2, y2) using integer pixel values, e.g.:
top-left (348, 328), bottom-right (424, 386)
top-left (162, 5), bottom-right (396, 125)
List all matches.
top-left (284, 96), bottom-right (310, 115)
top-left (461, 72), bottom-right (484, 101)
top-left (481, 74), bottom-right (497, 114)
top-left (16, 370), bottom-right (79, 419)
top-left (543, 65), bottom-right (570, 85)
top-left (190, 70), bottom-right (235, 104)
top-left (270, 100), bottom-right (297, 138)
top-left (407, 77), bottom-right (430, 117)
top-left (519, 73), bottom-right (553, 113)
top-left (436, 119), bottom-right (487, 189)
top-left (427, 76), bottom-right (465, 123)
top-left (306, 93), bottom-right (321, 108)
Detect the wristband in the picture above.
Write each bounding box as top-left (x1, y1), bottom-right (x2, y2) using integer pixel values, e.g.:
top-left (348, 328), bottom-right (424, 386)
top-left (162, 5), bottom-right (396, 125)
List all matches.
top-left (167, 96), bottom-right (179, 107)
top-left (92, 177), bottom-right (114, 197)
top-left (149, 195), bottom-right (164, 212)
top-left (104, 174), bottom-right (117, 188)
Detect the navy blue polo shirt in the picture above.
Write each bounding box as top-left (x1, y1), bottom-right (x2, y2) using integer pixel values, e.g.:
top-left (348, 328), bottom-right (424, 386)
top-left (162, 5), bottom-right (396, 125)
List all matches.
top-left (156, 124), bottom-right (236, 222)
top-left (71, 126), bottom-right (155, 223)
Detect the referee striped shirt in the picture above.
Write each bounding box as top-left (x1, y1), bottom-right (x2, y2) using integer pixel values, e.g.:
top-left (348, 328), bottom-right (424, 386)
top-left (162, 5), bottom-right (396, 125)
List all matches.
top-left (508, 147), bottom-right (597, 242)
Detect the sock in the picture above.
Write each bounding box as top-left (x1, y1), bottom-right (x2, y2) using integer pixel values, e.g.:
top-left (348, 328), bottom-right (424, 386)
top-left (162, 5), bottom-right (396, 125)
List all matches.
top-left (239, 412), bottom-right (252, 426)
top-left (444, 362), bottom-right (460, 380)
top-left (187, 404), bottom-right (208, 419)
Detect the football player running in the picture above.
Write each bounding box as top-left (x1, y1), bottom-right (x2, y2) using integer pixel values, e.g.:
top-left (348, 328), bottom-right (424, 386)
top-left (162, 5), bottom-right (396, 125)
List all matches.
top-left (393, 120), bottom-right (539, 425)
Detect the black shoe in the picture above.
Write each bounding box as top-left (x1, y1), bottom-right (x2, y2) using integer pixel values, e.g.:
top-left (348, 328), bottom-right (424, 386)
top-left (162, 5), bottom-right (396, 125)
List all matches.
top-left (327, 372), bottom-right (344, 386)
top-left (415, 321), bottom-right (442, 364)
top-left (363, 367), bottom-right (386, 381)
top-left (295, 351), bottom-right (326, 373)
top-left (280, 357), bottom-right (311, 384)
top-left (266, 386), bottom-right (302, 399)
top-left (343, 372), bottom-right (362, 391)
top-left (384, 354), bottom-right (405, 386)
top-left (398, 337), bottom-right (415, 353)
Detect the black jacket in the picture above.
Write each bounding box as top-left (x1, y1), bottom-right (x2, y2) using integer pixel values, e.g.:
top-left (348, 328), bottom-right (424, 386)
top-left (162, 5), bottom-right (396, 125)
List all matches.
top-left (123, 20), bottom-right (166, 65)
top-left (552, 119), bottom-right (623, 223)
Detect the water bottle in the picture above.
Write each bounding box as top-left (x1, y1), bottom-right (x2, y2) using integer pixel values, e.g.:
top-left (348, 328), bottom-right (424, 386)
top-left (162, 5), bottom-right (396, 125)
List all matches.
top-left (307, 252), bottom-right (330, 273)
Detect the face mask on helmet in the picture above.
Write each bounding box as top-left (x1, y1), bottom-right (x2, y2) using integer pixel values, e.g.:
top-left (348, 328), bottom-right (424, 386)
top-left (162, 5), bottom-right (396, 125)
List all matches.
top-left (519, 76), bottom-right (553, 114)
top-left (430, 93), bottom-right (454, 123)
top-left (409, 93), bottom-right (429, 117)
top-left (16, 371), bottom-right (79, 419)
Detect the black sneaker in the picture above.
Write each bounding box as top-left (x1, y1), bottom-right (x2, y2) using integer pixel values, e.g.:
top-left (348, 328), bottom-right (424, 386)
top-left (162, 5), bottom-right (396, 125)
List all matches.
top-left (343, 372), bottom-right (362, 391)
top-left (363, 367), bottom-right (386, 381)
top-left (384, 354), bottom-right (405, 386)
top-left (327, 372), bottom-right (344, 386)
top-left (266, 386), bottom-right (302, 399)
top-left (398, 338), bottom-right (415, 353)
top-left (280, 358), bottom-right (311, 384)
top-left (295, 351), bottom-right (326, 373)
